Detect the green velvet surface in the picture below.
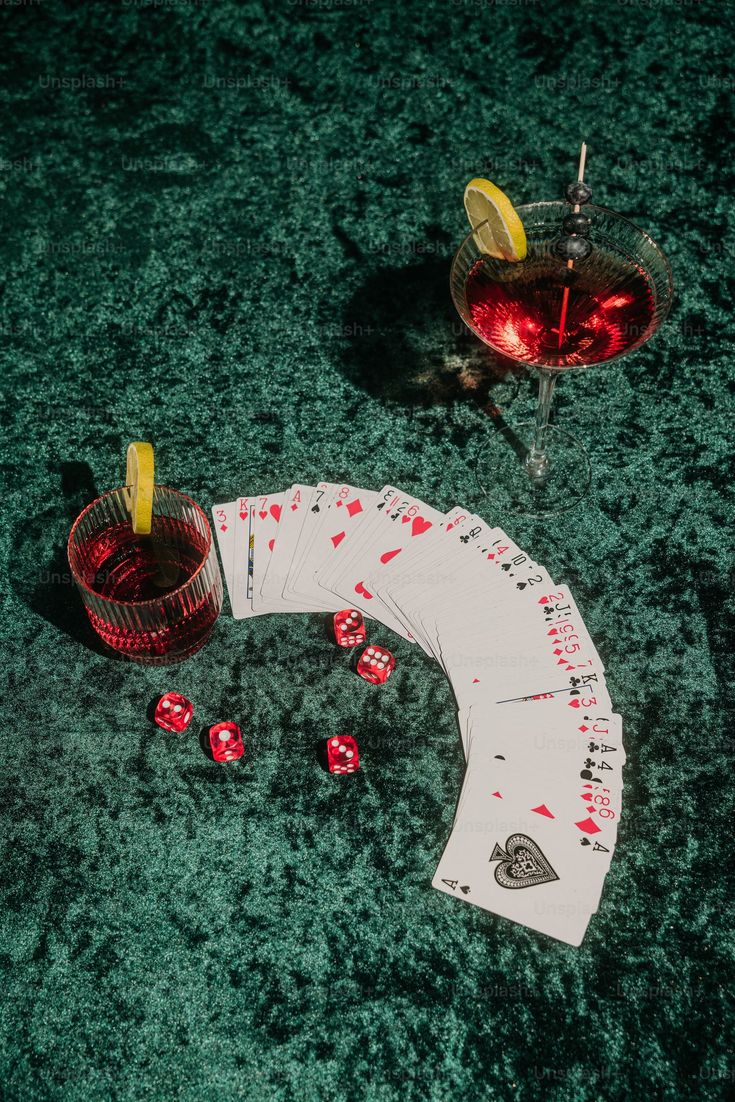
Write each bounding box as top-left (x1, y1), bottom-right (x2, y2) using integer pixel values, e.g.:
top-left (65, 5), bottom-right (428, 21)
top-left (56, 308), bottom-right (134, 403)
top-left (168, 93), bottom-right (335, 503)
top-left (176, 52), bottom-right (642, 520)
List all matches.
top-left (1, 1), bottom-right (734, 1099)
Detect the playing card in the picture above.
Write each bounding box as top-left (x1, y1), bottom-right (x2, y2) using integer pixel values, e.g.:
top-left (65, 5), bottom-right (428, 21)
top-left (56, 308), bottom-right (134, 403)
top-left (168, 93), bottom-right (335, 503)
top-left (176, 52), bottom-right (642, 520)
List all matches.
top-left (433, 793), bottom-right (606, 945)
top-left (211, 500), bottom-right (238, 614)
top-left (495, 678), bottom-right (613, 710)
top-left (314, 485), bottom-right (400, 596)
top-left (212, 500), bottom-right (258, 621)
top-left (250, 492), bottom-right (286, 614)
top-left (316, 486), bottom-right (447, 640)
top-left (230, 496), bottom-right (258, 619)
top-left (258, 484), bottom-right (336, 612)
top-left (285, 482), bottom-right (377, 610)
top-left (284, 482), bottom-right (333, 590)
top-left (365, 507), bottom-right (475, 654)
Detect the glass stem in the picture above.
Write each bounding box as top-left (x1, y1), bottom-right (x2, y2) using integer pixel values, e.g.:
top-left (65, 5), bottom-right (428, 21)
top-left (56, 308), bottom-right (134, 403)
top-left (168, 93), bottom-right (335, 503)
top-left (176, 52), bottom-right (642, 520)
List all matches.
top-left (525, 369), bottom-right (557, 483)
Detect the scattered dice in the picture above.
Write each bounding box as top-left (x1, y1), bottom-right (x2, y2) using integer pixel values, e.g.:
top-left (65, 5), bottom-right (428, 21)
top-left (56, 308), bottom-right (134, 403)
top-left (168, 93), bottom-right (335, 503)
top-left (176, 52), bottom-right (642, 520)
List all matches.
top-left (209, 721), bottom-right (244, 763)
top-left (326, 734), bottom-right (360, 775)
top-left (356, 645), bottom-right (395, 685)
top-left (333, 608), bottom-right (366, 648)
top-left (154, 691), bottom-right (194, 733)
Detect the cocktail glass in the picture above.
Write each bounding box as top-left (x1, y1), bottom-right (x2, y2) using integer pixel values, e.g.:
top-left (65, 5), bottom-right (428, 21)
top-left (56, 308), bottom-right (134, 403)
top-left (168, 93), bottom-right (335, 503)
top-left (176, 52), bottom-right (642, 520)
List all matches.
top-left (451, 201), bottom-right (673, 515)
top-left (68, 485), bottom-right (222, 663)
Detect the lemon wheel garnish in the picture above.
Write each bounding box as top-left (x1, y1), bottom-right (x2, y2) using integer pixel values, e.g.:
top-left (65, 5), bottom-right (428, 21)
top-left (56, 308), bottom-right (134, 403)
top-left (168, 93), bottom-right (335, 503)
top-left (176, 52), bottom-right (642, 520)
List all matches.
top-left (463, 177), bottom-right (527, 262)
top-left (124, 441), bottom-right (155, 535)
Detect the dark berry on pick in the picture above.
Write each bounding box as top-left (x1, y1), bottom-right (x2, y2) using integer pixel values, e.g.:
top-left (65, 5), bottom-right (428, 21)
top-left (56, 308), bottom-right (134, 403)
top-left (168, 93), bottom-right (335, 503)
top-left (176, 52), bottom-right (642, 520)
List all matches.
top-left (554, 235), bottom-right (592, 262)
top-left (566, 180), bottom-right (593, 205)
top-left (563, 211), bottom-right (591, 235)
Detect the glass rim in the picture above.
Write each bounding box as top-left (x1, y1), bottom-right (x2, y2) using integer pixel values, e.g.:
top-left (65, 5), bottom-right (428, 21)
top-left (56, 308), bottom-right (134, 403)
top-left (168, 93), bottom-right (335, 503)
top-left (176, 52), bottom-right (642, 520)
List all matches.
top-left (454, 202), bottom-right (674, 294)
top-left (451, 202), bottom-right (673, 370)
top-left (67, 484), bottom-right (214, 608)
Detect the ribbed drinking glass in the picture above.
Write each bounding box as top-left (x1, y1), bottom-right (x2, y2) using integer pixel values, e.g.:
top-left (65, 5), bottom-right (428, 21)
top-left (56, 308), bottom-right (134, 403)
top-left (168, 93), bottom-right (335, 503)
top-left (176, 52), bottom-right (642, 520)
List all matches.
top-left (68, 486), bottom-right (222, 663)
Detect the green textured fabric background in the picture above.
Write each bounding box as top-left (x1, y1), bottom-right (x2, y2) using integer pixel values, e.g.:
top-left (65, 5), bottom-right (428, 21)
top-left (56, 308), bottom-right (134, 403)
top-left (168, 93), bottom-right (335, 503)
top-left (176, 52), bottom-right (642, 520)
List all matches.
top-left (1, 1), bottom-right (734, 1099)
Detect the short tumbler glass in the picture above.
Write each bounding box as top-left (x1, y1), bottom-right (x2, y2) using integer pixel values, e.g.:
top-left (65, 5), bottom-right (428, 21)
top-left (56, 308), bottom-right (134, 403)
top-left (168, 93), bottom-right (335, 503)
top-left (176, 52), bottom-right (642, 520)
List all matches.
top-left (68, 486), bottom-right (222, 664)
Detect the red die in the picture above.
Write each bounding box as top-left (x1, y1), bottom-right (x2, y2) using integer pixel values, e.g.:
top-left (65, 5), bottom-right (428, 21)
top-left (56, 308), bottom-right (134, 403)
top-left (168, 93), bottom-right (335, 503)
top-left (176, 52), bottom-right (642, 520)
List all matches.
top-left (333, 608), bottom-right (366, 648)
top-left (326, 734), bottom-right (360, 775)
top-left (209, 721), bottom-right (244, 763)
top-left (154, 691), bottom-right (193, 732)
top-left (356, 646), bottom-right (395, 684)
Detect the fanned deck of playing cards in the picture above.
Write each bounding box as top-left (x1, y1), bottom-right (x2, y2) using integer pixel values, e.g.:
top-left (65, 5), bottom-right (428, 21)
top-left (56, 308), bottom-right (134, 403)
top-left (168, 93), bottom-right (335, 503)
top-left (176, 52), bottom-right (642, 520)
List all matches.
top-left (212, 483), bottom-right (623, 946)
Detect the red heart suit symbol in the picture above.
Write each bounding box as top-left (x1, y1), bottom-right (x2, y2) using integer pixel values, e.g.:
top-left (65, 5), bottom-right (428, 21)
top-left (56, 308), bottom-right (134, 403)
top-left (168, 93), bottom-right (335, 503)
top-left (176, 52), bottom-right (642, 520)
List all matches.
top-left (259, 510), bottom-right (267, 520)
top-left (355, 581), bottom-right (373, 600)
top-left (270, 504), bottom-right (282, 522)
top-left (268, 538), bottom-right (275, 552)
top-left (411, 516), bottom-right (432, 536)
top-left (380, 548), bottom-right (402, 564)
top-left (239, 511), bottom-right (248, 520)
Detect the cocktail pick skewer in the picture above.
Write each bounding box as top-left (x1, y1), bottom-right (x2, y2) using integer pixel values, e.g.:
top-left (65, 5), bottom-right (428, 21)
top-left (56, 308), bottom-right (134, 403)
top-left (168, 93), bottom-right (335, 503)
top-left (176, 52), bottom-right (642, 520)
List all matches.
top-left (557, 141), bottom-right (588, 351)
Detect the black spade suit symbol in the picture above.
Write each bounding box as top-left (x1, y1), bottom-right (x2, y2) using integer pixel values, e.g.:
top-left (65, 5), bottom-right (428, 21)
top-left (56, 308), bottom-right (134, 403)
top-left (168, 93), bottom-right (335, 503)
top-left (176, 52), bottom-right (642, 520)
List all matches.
top-left (489, 834), bottom-right (559, 890)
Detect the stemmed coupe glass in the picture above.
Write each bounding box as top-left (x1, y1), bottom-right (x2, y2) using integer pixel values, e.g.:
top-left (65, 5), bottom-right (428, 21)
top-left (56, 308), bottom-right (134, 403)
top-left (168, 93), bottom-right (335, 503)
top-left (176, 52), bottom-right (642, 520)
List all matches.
top-left (451, 201), bottom-right (673, 515)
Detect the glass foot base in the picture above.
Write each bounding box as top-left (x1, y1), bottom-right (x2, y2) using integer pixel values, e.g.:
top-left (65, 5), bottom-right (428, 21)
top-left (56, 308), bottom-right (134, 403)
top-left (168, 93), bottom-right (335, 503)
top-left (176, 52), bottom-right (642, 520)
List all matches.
top-left (476, 421), bottom-right (591, 517)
